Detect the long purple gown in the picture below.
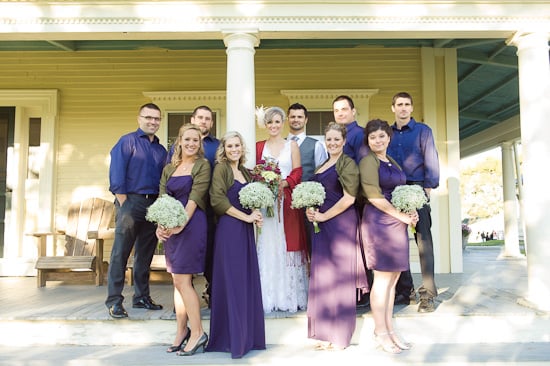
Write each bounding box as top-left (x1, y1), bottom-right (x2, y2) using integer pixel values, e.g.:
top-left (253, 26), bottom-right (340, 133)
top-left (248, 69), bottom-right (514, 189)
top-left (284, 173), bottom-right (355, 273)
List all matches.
top-left (361, 160), bottom-right (409, 271)
top-left (164, 175), bottom-right (207, 274)
top-left (307, 166), bottom-right (358, 348)
top-left (205, 180), bottom-right (266, 359)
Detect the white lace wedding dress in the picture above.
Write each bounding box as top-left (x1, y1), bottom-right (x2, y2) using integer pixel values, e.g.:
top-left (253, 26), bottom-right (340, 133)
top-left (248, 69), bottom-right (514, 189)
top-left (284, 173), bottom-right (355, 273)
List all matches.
top-left (256, 140), bottom-right (308, 313)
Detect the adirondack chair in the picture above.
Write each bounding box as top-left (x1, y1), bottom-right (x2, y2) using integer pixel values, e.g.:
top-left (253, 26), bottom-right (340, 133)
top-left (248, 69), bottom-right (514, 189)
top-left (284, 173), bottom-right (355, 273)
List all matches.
top-left (31, 197), bottom-right (115, 287)
top-left (126, 254), bottom-right (170, 285)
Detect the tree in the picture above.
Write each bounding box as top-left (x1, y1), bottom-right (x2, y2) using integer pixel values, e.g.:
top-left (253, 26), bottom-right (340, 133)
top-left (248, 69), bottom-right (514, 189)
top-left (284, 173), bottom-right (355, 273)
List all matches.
top-left (460, 155), bottom-right (503, 222)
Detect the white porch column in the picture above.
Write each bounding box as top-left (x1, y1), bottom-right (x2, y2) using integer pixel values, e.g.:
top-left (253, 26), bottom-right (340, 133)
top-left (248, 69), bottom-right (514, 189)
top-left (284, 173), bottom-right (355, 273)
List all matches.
top-left (223, 32), bottom-right (259, 168)
top-left (508, 32), bottom-right (550, 311)
top-left (499, 141), bottom-right (522, 258)
top-left (513, 141), bottom-right (526, 248)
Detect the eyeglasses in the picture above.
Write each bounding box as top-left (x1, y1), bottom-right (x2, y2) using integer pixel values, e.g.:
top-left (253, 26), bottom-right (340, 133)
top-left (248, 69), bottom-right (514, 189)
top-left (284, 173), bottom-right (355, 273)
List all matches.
top-left (140, 115), bottom-right (162, 122)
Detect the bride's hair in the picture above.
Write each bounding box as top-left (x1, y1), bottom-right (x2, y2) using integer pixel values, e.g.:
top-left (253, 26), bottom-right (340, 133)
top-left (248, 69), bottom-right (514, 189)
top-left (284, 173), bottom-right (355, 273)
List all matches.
top-left (256, 106), bottom-right (286, 128)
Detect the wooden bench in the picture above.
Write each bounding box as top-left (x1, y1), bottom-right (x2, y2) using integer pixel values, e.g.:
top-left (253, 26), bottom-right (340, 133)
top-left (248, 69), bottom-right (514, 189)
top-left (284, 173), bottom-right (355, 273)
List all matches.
top-left (126, 254), bottom-right (171, 284)
top-left (31, 198), bottom-right (115, 287)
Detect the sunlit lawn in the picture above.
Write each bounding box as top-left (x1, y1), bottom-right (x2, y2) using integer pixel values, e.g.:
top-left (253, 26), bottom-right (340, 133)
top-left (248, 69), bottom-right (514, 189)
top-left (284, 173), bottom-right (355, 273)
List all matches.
top-left (467, 239), bottom-right (526, 254)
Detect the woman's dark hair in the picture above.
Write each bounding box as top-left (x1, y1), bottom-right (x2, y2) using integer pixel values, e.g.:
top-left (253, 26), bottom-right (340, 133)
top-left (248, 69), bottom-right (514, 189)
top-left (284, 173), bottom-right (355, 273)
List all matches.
top-left (363, 119), bottom-right (393, 145)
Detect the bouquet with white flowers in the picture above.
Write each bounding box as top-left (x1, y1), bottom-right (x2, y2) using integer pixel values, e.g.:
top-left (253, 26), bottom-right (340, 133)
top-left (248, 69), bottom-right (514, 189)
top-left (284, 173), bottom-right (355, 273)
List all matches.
top-left (390, 184), bottom-right (428, 233)
top-left (239, 181), bottom-right (274, 234)
top-left (146, 194), bottom-right (188, 229)
top-left (291, 181), bottom-right (326, 233)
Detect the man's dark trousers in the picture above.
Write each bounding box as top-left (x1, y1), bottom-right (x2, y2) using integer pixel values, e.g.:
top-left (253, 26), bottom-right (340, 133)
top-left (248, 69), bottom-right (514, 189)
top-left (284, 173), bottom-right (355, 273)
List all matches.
top-left (396, 204), bottom-right (437, 300)
top-left (106, 194), bottom-right (158, 307)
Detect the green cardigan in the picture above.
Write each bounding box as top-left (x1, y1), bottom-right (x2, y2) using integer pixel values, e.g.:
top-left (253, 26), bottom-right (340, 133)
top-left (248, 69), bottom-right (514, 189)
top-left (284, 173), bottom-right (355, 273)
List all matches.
top-left (159, 158), bottom-right (211, 211)
top-left (359, 153), bottom-right (402, 201)
top-left (315, 153), bottom-right (359, 197)
top-left (209, 161), bottom-right (252, 216)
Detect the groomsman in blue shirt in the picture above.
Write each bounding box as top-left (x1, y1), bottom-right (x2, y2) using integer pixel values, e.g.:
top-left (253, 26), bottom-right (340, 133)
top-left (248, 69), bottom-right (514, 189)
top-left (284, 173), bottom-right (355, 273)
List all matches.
top-left (332, 95), bottom-right (370, 308)
top-left (106, 103), bottom-right (167, 318)
top-left (189, 106), bottom-right (219, 306)
top-left (387, 92), bottom-right (440, 313)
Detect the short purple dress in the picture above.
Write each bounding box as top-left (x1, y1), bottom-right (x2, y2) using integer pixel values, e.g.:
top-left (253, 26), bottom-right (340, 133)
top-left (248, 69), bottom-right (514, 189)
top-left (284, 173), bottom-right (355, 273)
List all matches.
top-left (206, 180), bottom-right (266, 359)
top-left (361, 160), bottom-right (409, 272)
top-left (307, 166), bottom-right (358, 349)
top-left (164, 175), bottom-right (207, 274)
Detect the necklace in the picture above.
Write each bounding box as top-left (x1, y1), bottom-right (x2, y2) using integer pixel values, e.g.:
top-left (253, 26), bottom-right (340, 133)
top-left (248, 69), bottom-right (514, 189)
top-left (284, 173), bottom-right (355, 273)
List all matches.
top-left (376, 153), bottom-right (392, 166)
top-left (180, 161), bottom-right (193, 172)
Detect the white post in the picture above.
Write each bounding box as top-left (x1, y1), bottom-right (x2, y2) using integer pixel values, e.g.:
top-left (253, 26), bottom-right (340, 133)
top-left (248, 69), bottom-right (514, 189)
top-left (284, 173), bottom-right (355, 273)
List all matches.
top-left (223, 32), bottom-right (259, 168)
top-left (499, 141), bottom-right (522, 258)
top-left (508, 32), bottom-right (550, 311)
top-left (513, 141), bottom-right (526, 250)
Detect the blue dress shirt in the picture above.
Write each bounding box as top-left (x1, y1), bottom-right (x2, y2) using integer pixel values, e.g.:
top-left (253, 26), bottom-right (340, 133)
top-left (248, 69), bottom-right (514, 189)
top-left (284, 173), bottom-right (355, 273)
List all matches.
top-left (109, 128), bottom-right (167, 195)
top-left (202, 134), bottom-right (221, 169)
top-left (344, 121), bottom-right (365, 164)
top-left (387, 118), bottom-right (440, 189)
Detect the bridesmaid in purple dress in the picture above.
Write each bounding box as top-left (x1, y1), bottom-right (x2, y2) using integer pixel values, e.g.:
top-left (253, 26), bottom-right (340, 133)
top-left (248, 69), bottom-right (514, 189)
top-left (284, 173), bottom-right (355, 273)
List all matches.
top-left (306, 122), bottom-right (360, 350)
top-left (359, 119), bottom-right (419, 354)
top-left (156, 124), bottom-right (211, 356)
top-left (206, 131), bottom-right (266, 359)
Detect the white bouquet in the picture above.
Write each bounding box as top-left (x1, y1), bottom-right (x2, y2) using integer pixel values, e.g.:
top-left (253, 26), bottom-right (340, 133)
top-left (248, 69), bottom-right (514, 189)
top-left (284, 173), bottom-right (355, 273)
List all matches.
top-left (390, 184), bottom-right (428, 233)
top-left (239, 182), bottom-right (274, 234)
top-left (291, 181), bottom-right (326, 233)
top-left (145, 194), bottom-right (188, 229)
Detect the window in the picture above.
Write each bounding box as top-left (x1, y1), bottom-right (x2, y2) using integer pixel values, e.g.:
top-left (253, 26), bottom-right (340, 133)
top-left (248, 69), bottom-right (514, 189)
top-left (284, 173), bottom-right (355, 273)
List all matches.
top-left (28, 118), bottom-right (41, 179)
top-left (166, 112), bottom-right (217, 150)
top-left (305, 111), bottom-right (334, 137)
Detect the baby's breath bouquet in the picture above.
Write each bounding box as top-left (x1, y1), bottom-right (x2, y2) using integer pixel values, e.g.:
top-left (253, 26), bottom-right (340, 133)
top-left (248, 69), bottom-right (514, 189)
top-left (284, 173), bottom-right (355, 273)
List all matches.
top-left (146, 194), bottom-right (188, 229)
top-left (239, 181), bottom-right (274, 234)
top-left (390, 184), bottom-right (428, 233)
top-left (291, 181), bottom-right (326, 233)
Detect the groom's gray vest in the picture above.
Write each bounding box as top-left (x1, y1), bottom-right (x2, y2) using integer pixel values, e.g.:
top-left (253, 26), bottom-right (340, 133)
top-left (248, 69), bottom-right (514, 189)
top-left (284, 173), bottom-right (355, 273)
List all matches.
top-left (299, 137), bottom-right (318, 182)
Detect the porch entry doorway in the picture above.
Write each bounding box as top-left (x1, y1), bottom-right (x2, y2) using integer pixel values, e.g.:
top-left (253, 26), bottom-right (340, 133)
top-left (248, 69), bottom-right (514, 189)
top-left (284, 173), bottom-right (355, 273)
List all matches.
top-left (0, 107), bottom-right (14, 258)
top-left (0, 107), bottom-right (41, 260)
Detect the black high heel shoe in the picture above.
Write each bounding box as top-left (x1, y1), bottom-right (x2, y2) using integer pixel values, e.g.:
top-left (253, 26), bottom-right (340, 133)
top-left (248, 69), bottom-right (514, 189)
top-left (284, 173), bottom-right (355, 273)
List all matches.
top-left (177, 332), bottom-right (208, 356)
top-left (166, 327), bottom-right (190, 353)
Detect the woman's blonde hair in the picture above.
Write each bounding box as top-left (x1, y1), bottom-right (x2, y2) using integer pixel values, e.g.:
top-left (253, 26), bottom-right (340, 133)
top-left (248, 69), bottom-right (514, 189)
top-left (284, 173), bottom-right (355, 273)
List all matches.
top-left (255, 105), bottom-right (286, 128)
top-left (171, 124), bottom-right (204, 166)
top-left (215, 130), bottom-right (248, 166)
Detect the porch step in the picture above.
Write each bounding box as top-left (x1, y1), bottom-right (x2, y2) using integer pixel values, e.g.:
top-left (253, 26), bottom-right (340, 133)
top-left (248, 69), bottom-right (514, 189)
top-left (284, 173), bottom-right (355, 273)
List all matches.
top-left (1, 311), bottom-right (548, 347)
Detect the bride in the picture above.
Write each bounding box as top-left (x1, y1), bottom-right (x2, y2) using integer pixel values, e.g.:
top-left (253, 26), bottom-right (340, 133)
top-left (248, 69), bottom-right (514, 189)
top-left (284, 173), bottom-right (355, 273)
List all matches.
top-left (255, 106), bottom-right (308, 313)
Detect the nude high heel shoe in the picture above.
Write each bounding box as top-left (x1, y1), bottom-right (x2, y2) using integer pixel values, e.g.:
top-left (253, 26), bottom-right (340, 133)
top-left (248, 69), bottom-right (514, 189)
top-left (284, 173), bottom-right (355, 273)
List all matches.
top-left (389, 331), bottom-right (412, 350)
top-left (373, 332), bottom-right (401, 354)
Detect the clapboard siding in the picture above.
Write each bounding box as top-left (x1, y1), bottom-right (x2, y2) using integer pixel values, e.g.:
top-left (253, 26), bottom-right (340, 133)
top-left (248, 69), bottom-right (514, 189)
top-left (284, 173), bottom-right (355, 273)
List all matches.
top-left (0, 46), bottom-right (424, 257)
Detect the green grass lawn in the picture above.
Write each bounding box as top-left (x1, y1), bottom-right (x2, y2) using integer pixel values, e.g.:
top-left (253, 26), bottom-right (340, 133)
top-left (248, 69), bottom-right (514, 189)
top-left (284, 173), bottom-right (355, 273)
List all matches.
top-left (467, 239), bottom-right (504, 246)
top-left (466, 239), bottom-right (526, 254)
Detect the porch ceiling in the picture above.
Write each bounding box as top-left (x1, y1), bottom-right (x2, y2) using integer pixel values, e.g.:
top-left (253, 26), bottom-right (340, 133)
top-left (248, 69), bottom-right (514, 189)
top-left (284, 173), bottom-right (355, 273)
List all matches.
top-left (0, 37), bottom-right (539, 143)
